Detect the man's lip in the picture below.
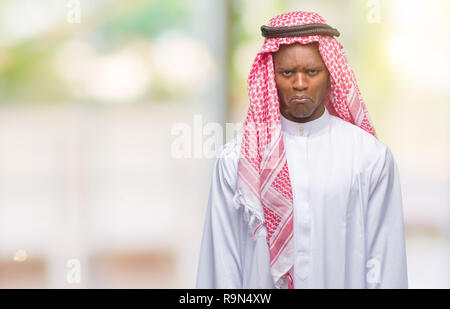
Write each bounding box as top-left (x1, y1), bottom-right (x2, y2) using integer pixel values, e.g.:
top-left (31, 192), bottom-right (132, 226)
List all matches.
top-left (290, 96), bottom-right (312, 104)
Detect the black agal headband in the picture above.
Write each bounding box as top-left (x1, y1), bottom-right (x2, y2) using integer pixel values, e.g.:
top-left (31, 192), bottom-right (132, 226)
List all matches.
top-left (260, 23), bottom-right (340, 38)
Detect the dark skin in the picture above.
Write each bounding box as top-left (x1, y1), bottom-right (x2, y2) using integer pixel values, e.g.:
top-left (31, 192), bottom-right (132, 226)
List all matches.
top-left (273, 42), bottom-right (330, 123)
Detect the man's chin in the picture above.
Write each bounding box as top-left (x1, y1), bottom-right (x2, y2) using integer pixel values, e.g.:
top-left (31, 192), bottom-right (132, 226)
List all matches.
top-left (290, 109), bottom-right (314, 120)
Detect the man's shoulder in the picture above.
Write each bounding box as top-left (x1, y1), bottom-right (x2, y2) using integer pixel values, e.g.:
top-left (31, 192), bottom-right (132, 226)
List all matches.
top-left (330, 115), bottom-right (385, 145)
top-left (330, 115), bottom-right (390, 168)
top-left (330, 115), bottom-right (374, 137)
top-left (217, 131), bottom-right (242, 161)
top-left (212, 132), bottom-right (242, 188)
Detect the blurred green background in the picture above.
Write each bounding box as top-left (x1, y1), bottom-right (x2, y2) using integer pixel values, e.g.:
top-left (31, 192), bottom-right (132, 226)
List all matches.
top-left (0, 0), bottom-right (448, 288)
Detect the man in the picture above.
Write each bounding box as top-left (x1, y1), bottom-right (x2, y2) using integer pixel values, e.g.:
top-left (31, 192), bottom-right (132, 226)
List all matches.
top-left (196, 11), bottom-right (408, 289)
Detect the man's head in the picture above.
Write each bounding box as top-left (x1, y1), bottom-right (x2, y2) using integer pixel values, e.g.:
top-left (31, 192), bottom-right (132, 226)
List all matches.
top-left (273, 42), bottom-right (330, 123)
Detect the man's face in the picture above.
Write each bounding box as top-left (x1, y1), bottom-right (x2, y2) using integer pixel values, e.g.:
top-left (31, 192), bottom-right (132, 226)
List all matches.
top-left (273, 42), bottom-right (330, 123)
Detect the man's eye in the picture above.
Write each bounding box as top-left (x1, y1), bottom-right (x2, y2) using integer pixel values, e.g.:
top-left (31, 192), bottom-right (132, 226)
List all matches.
top-left (282, 71), bottom-right (292, 76)
top-left (308, 69), bottom-right (318, 75)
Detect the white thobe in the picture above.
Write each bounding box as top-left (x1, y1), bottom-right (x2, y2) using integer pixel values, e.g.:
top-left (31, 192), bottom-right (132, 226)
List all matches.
top-left (196, 107), bottom-right (408, 289)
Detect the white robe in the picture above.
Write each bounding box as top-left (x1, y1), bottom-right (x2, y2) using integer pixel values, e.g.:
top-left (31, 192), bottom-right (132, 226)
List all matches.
top-left (196, 108), bottom-right (408, 289)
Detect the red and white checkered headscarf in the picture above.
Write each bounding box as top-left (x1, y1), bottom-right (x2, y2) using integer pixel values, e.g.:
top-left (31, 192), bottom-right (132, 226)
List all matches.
top-left (235, 11), bottom-right (376, 289)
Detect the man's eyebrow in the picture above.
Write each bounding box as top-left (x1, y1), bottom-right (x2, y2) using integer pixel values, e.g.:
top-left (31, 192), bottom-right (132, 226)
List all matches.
top-left (276, 65), bottom-right (325, 71)
top-left (306, 65), bottom-right (325, 70)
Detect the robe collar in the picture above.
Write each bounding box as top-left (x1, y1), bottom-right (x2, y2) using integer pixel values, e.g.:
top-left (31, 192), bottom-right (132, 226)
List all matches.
top-left (280, 106), bottom-right (331, 137)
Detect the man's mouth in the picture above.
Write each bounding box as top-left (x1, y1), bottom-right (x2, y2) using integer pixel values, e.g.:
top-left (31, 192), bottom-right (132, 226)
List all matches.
top-left (290, 95), bottom-right (312, 104)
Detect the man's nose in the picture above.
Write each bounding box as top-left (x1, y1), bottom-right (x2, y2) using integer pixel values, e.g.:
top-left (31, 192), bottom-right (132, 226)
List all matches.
top-left (293, 72), bottom-right (308, 91)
